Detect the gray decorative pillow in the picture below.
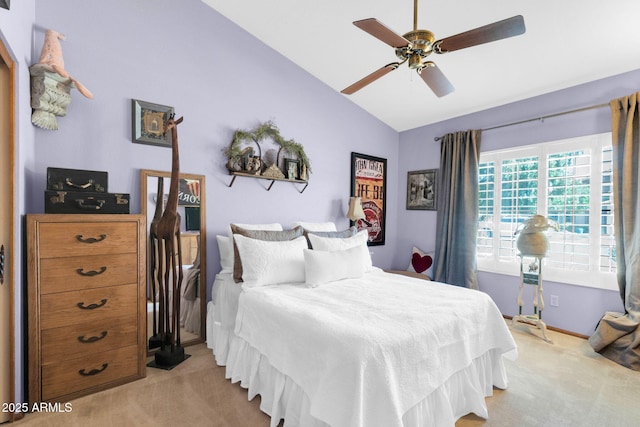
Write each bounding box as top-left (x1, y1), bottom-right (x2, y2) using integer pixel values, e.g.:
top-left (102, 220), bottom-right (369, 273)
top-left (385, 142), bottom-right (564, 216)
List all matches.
top-left (304, 226), bottom-right (358, 248)
top-left (230, 225), bottom-right (304, 283)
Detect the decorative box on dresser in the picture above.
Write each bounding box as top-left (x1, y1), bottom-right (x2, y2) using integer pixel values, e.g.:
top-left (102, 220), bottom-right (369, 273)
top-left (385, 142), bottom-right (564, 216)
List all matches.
top-left (27, 214), bottom-right (146, 404)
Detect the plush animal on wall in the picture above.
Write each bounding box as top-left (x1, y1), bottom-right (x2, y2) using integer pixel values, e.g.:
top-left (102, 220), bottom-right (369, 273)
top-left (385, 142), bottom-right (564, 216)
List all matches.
top-left (36, 29), bottom-right (93, 99)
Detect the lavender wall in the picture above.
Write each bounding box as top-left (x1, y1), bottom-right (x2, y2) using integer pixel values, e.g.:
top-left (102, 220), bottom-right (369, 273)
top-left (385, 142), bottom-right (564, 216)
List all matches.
top-left (32, 0), bottom-right (400, 299)
top-left (397, 69), bottom-right (640, 336)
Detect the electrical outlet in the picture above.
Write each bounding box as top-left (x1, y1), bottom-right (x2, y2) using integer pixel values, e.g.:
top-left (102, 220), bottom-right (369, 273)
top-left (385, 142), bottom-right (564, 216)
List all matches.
top-left (550, 295), bottom-right (559, 307)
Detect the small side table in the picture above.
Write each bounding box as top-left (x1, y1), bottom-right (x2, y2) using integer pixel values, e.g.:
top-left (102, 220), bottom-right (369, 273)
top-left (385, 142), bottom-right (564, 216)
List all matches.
top-left (512, 255), bottom-right (552, 343)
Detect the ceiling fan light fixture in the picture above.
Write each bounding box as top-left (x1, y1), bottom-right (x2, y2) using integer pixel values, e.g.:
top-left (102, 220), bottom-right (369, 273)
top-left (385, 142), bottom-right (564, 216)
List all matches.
top-left (408, 53), bottom-right (423, 70)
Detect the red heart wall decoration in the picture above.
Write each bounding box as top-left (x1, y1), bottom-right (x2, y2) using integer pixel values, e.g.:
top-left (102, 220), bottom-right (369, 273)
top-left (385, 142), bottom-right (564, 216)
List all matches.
top-left (411, 252), bottom-right (432, 274)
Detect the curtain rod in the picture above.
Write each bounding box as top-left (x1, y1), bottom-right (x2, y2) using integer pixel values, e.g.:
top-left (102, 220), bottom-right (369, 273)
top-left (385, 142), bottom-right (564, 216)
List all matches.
top-left (433, 102), bottom-right (610, 141)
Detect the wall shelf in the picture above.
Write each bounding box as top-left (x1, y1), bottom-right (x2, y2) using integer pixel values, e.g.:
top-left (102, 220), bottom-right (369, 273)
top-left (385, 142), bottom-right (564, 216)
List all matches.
top-left (227, 172), bottom-right (309, 193)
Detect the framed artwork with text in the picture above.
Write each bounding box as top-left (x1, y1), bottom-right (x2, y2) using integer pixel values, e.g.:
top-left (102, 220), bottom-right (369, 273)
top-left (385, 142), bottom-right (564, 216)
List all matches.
top-left (350, 152), bottom-right (387, 246)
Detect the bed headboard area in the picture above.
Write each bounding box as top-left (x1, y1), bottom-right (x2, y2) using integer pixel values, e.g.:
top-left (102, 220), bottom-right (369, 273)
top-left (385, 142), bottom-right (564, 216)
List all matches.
top-left (215, 221), bottom-right (372, 289)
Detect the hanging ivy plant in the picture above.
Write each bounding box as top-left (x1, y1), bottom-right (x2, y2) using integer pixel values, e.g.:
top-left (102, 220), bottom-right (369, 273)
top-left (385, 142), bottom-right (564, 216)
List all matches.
top-left (224, 120), bottom-right (311, 176)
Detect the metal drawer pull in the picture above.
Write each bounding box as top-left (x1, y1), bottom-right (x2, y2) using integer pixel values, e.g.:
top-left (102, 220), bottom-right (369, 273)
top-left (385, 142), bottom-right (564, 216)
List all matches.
top-left (76, 199), bottom-right (105, 210)
top-left (0, 244), bottom-right (4, 285)
top-left (76, 234), bottom-right (107, 243)
top-left (77, 299), bottom-right (107, 310)
top-left (77, 331), bottom-right (108, 343)
top-left (78, 363), bottom-right (108, 376)
top-left (76, 266), bottom-right (107, 277)
top-left (65, 178), bottom-right (94, 189)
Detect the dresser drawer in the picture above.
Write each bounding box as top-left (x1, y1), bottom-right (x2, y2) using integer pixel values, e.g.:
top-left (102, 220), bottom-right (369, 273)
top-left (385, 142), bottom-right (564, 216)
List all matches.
top-left (41, 313), bottom-right (138, 365)
top-left (42, 345), bottom-right (139, 402)
top-left (40, 253), bottom-right (138, 294)
top-left (41, 283), bottom-right (138, 330)
top-left (37, 221), bottom-right (138, 258)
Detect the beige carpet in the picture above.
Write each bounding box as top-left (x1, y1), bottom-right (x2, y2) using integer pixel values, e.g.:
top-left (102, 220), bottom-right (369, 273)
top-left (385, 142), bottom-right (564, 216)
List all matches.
top-left (14, 323), bottom-right (640, 427)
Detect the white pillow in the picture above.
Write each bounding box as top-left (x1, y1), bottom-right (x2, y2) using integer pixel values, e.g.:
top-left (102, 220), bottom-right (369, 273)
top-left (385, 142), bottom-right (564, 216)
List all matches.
top-left (306, 230), bottom-right (372, 272)
top-left (406, 246), bottom-right (435, 279)
top-left (234, 234), bottom-right (307, 288)
top-left (304, 246), bottom-right (364, 287)
top-left (216, 235), bottom-right (233, 274)
top-left (227, 223), bottom-right (283, 277)
top-left (229, 222), bottom-right (282, 233)
top-left (293, 221), bottom-right (337, 232)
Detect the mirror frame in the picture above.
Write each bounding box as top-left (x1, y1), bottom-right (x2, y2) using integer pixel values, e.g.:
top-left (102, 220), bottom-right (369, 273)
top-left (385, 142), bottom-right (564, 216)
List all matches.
top-left (140, 169), bottom-right (207, 351)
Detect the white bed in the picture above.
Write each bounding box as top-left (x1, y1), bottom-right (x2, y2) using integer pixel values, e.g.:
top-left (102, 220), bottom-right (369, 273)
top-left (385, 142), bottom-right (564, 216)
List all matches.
top-left (206, 225), bottom-right (517, 427)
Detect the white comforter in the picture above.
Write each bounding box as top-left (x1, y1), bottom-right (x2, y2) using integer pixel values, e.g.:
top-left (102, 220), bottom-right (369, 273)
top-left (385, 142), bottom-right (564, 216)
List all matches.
top-left (234, 269), bottom-right (517, 427)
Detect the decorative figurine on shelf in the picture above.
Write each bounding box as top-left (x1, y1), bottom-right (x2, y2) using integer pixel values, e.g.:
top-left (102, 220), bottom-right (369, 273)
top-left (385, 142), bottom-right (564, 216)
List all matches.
top-left (300, 163), bottom-right (307, 181)
top-left (262, 163), bottom-right (286, 179)
top-left (29, 29), bottom-right (93, 130)
top-left (245, 155), bottom-right (262, 175)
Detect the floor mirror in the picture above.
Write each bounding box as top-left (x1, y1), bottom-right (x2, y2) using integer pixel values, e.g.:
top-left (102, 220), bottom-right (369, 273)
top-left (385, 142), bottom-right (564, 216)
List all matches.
top-left (140, 169), bottom-right (206, 353)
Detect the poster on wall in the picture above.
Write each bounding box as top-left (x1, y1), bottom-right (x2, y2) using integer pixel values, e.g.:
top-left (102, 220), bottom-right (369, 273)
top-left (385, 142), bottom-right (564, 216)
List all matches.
top-left (160, 178), bottom-right (200, 206)
top-left (351, 152), bottom-right (387, 246)
top-left (178, 178), bottom-right (200, 206)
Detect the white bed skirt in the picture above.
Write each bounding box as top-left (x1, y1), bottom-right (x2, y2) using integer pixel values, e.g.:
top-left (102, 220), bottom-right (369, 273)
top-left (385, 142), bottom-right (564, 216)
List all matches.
top-left (206, 301), bottom-right (508, 427)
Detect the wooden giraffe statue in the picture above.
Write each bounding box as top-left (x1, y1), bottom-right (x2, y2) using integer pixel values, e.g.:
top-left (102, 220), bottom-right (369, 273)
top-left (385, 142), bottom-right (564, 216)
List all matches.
top-left (154, 114), bottom-right (186, 367)
top-left (148, 176), bottom-right (164, 350)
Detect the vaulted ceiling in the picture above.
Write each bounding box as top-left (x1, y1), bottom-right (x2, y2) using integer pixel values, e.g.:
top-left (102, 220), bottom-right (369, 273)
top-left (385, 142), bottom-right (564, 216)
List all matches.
top-left (202, 0), bottom-right (640, 131)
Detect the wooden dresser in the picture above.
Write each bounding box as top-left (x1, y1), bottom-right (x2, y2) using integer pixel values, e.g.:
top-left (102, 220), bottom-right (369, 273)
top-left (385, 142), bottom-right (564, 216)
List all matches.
top-left (180, 232), bottom-right (200, 265)
top-left (27, 214), bottom-right (146, 404)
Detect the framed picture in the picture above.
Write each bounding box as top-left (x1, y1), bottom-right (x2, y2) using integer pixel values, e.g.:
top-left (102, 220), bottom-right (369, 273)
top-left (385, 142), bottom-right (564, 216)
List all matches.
top-left (351, 152), bottom-right (387, 246)
top-left (284, 159), bottom-right (300, 180)
top-left (406, 169), bottom-right (437, 210)
top-left (131, 99), bottom-right (174, 147)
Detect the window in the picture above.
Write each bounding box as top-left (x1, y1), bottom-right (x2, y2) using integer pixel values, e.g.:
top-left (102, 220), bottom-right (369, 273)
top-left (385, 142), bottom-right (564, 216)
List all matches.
top-left (476, 133), bottom-right (617, 290)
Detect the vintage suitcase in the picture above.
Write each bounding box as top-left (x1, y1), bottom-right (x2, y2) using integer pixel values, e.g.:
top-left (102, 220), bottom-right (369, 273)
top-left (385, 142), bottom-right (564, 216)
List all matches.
top-left (44, 191), bottom-right (130, 214)
top-left (46, 167), bottom-right (108, 193)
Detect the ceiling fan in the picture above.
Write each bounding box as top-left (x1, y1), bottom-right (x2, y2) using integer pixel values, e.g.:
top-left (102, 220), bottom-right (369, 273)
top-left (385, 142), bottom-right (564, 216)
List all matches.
top-left (341, 0), bottom-right (526, 97)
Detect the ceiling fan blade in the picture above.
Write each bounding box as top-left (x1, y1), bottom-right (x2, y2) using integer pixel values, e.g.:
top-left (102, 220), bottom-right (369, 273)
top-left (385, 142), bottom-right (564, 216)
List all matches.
top-left (434, 15), bottom-right (525, 53)
top-left (419, 62), bottom-right (455, 97)
top-left (341, 63), bottom-right (400, 95)
top-left (353, 18), bottom-right (410, 48)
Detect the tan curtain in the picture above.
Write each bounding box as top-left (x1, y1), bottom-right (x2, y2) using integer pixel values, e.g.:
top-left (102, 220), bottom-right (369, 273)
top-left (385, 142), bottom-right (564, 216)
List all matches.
top-left (588, 92), bottom-right (640, 370)
top-left (433, 129), bottom-right (481, 289)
